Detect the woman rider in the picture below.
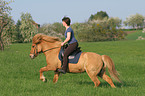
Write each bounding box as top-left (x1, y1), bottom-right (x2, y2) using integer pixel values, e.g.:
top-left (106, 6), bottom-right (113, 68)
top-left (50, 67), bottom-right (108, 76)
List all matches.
top-left (58, 17), bottom-right (78, 74)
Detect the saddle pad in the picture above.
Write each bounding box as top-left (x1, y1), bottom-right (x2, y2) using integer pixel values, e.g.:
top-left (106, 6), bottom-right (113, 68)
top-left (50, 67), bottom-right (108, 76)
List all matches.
top-left (58, 48), bottom-right (82, 64)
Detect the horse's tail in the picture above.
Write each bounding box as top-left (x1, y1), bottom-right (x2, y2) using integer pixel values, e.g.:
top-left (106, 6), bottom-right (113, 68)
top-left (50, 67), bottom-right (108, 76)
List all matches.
top-left (102, 55), bottom-right (121, 83)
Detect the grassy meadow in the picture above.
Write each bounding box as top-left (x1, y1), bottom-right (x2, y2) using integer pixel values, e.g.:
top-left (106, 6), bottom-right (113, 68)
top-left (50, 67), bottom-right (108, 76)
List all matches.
top-left (126, 30), bottom-right (145, 40)
top-left (0, 31), bottom-right (145, 96)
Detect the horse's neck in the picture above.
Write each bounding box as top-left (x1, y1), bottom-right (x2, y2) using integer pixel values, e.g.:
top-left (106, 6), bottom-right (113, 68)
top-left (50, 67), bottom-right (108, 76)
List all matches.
top-left (41, 42), bottom-right (61, 67)
top-left (42, 42), bottom-right (61, 56)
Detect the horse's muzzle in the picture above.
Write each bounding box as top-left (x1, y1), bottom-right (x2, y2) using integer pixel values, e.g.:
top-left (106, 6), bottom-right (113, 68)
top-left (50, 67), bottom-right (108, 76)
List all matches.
top-left (29, 54), bottom-right (35, 59)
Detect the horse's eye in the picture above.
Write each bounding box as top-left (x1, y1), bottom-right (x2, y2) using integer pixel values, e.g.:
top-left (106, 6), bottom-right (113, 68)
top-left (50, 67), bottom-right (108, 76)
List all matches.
top-left (32, 46), bottom-right (35, 48)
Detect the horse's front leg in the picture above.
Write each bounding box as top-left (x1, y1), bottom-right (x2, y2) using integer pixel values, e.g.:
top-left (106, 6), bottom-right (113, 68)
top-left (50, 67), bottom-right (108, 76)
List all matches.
top-left (39, 66), bottom-right (47, 82)
top-left (39, 65), bottom-right (57, 82)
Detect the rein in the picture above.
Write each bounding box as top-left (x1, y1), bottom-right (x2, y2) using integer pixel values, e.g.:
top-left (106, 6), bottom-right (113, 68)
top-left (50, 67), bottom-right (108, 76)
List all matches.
top-left (39, 47), bottom-right (60, 54)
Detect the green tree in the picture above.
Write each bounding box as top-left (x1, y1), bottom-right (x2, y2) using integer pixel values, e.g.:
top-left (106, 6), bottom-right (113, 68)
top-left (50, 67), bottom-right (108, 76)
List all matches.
top-left (52, 22), bottom-right (65, 37)
top-left (72, 22), bottom-right (126, 42)
top-left (107, 17), bottom-right (122, 29)
top-left (0, 0), bottom-right (13, 51)
top-left (89, 11), bottom-right (109, 21)
top-left (2, 18), bottom-right (16, 45)
top-left (124, 13), bottom-right (145, 29)
top-left (39, 22), bottom-right (65, 39)
top-left (39, 24), bottom-right (55, 35)
top-left (15, 19), bottom-right (23, 43)
top-left (71, 22), bottom-right (81, 40)
top-left (20, 12), bottom-right (38, 42)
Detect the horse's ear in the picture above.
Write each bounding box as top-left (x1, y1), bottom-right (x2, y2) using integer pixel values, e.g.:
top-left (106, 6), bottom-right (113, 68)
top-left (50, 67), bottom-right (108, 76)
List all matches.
top-left (32, 34), bottom-right (42, 44)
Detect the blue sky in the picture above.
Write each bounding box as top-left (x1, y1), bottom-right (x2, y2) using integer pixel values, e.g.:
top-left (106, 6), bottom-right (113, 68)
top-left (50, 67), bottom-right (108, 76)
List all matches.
top-left (9, 0), bottom-right (145, 25)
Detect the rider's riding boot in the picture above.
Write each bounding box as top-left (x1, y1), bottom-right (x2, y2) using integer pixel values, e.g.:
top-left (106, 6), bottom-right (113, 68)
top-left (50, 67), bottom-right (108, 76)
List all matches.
top-left (58, 69), bottom-right (66, 74)
top-left (58, 64), bottom-right (67, 74)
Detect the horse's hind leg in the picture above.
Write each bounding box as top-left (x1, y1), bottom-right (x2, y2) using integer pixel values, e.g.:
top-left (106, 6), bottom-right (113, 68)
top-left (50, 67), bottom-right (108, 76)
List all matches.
top-left (85, 52), bottom-right (103, 87)
top-left (86, 70), bottom-right (101, 87)
top-left (100, 72), bottom-right (116, 88)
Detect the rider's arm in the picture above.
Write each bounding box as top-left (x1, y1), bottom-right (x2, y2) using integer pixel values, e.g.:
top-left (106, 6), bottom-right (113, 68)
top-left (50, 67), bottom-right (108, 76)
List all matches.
top-left (61, 32), bottom-right (71, 46)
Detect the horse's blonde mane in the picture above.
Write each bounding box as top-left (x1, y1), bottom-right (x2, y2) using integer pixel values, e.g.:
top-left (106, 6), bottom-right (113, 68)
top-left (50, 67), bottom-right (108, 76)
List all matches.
top-left (32, 33), bottom-right (61, 44)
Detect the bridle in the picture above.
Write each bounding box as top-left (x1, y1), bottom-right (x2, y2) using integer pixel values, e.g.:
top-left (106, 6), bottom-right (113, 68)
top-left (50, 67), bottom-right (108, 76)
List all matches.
top-left (30, 44), bottom-right (59, 57)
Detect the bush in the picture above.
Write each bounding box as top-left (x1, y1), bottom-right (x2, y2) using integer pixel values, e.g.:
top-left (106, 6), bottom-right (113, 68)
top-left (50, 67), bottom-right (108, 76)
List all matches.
top-left (38, 20), bottom-right (126, 42)
top-left (39, 22), bottom-right (65, 39)
top-left (72, 22), bottom-right (126, 42)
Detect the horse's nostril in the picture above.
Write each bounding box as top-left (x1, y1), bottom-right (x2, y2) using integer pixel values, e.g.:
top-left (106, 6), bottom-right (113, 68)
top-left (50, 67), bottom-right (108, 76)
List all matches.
top-left (29, 54), bottom-right (34, 59)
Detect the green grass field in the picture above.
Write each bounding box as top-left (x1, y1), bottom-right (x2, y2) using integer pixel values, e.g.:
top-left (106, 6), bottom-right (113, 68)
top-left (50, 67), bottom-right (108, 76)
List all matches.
top-left (0, 34), bottom-right (145, 96)
top-left (126, 30), bottom-right (145, 40)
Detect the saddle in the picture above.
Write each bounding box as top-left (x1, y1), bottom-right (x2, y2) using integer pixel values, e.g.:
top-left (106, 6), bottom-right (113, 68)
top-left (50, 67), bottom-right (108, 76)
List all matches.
top-left (58, 44), bottom-right (82, 64)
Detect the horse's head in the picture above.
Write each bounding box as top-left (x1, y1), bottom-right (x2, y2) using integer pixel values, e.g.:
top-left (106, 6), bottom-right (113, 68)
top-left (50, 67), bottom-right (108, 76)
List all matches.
top-left (29, 43), bottom-right (42, 59)
top-left (29, 34), bottom-right (61, 59)
top-left (29, 34), bottom-right (43, 59)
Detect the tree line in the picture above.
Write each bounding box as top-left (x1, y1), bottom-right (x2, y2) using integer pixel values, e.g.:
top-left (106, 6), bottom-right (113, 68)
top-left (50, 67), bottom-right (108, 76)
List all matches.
top-left (0, 0), bottom-right (39, 51)
top-left (0, 0), bottom-right (145, 51)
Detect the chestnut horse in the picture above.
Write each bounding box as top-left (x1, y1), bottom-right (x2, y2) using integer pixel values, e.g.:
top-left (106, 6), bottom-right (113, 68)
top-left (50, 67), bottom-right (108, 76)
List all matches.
top-left (29, 34), bottom-right (121, 88)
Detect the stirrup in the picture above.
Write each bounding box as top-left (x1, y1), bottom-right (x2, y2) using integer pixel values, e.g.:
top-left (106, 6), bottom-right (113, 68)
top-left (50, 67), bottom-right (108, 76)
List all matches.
top-left (58, 69), bottom-right (66, 74)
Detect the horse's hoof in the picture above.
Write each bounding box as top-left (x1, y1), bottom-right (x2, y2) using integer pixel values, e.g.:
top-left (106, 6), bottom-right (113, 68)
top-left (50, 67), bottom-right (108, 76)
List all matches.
top-left (44, 78), bottom-right (47, 83)
top-left (111, 85), bottom-right (116, 88)
top-left (42, 78), bottom-right (47, 83)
